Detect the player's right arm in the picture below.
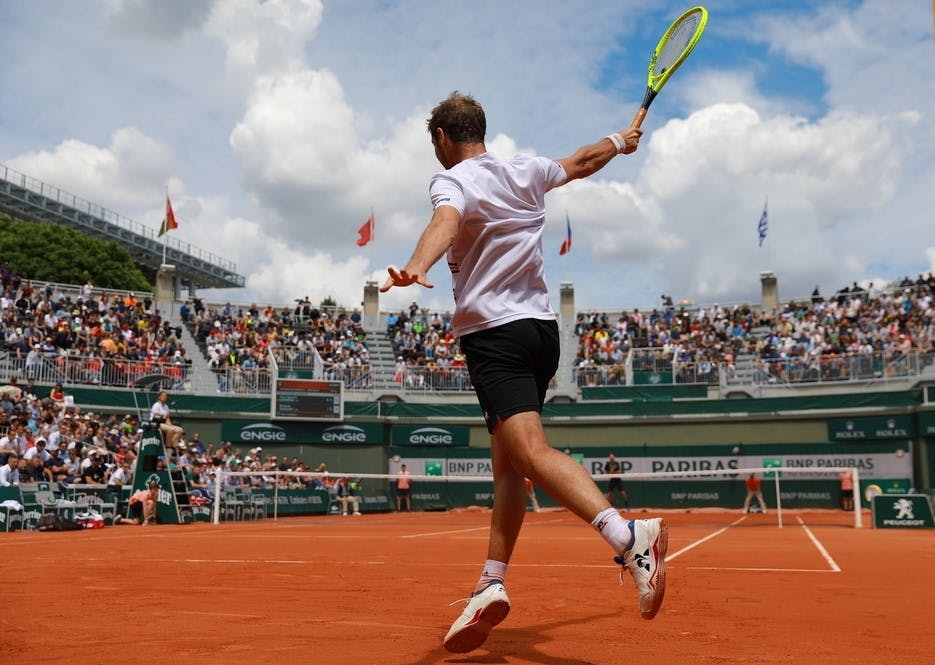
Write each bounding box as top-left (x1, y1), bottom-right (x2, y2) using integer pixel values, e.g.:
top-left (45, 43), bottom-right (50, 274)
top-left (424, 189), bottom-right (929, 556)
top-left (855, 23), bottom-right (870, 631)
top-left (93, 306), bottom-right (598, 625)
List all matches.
top-left (556, 127), bottom-right (642, 183)
top-left (380, 204), bottom-right (461, 292)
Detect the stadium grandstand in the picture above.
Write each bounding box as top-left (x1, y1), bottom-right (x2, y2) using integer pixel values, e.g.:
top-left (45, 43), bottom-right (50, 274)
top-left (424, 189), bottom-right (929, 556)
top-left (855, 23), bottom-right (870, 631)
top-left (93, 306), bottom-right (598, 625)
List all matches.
top-left (0, 165), bottom-right (934, 530)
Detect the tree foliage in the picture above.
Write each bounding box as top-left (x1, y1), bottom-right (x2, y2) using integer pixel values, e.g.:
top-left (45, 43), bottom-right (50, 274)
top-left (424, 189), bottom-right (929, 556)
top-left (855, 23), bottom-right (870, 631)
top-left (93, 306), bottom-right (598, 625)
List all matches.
top-left (0, 215), bottom-right (153, 291)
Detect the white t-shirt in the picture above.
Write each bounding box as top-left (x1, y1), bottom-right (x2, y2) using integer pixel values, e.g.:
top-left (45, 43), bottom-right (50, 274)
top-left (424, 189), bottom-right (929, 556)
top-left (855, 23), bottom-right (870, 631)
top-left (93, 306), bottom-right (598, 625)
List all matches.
top-left (150, 401), bottom-right (170, 422)
top-left (430, 152), bottom-right (567, 337)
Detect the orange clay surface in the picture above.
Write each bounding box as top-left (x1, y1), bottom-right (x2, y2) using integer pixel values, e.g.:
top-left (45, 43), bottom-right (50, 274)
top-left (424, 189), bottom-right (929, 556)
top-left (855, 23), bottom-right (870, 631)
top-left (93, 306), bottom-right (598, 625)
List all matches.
top-left (4, 508), bottom-right (934, 665)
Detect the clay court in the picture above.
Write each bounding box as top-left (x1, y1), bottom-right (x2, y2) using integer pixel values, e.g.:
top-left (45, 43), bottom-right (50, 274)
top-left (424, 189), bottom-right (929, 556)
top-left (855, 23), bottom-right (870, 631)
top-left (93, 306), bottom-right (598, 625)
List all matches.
top-left (5, 509), bottom-right (934, 665)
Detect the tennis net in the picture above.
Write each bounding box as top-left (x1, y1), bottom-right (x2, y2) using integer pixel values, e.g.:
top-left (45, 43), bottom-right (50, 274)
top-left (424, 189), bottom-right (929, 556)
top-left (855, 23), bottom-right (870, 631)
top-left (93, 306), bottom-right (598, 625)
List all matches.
top-left (210, 466), bottom-right (866, 528)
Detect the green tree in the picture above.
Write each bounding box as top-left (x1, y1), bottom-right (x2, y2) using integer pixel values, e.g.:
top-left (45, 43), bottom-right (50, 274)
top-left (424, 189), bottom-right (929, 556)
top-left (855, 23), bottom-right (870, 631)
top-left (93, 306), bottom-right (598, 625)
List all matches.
top-left (0, 215), bottom-right (153, 291)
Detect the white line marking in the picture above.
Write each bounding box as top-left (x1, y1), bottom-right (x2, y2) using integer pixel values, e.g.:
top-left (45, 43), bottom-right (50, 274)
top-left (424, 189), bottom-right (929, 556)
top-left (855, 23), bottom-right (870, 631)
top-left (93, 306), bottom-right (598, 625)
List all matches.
top-left (686, 566), bottom-right (836, 573)
top-left (401, 517), bottom-right (567, 539)
top-left (796, 516), bottom-right (841, 572)
top-left (401, 525), bottom-right (490, 538)
top-left (665, 515), bottom-right (748, 562)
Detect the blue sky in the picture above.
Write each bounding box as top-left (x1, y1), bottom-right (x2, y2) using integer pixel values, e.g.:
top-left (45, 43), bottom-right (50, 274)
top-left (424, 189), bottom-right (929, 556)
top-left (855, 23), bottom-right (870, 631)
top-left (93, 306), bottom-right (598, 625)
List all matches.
top-left (0, 0), bottom-right (932, 313)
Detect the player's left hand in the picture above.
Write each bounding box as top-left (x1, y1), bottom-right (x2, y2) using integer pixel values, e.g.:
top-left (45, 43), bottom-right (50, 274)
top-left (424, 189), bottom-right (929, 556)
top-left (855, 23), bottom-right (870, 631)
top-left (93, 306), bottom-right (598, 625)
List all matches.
top-left (379, 265), bottom-right (434, 292)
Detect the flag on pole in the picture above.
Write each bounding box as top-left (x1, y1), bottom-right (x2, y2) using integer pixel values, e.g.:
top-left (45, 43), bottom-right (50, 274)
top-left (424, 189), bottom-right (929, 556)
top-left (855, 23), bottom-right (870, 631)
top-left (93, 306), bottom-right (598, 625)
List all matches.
top-left (159, 195), bottom-right (179, 236)
top-left (559, 211), bottom-right (572, 255)
top-left (356, 212), bottom-right (374, 247)
top-left (757, 198), bottom-right (768, 246)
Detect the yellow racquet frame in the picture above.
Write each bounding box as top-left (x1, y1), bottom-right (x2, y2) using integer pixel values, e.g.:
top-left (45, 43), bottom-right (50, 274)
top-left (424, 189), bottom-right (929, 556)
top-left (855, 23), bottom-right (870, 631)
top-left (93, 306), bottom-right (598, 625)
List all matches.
top-left (632, 6), bottom-right (708, 128)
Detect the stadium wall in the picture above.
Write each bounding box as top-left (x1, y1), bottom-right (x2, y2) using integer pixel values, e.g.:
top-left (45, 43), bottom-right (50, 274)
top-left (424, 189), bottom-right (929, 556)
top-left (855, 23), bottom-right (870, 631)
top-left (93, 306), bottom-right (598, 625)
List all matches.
top-left (67, 385), bottom-right (934, 490)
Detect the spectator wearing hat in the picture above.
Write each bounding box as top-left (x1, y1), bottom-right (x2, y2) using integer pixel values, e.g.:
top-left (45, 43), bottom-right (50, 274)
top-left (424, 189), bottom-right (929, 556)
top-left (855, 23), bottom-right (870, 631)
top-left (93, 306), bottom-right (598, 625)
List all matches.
top-left (23, 438), bottom-right (51, 463)
top-left (82, 454), bottom-right (106, 485)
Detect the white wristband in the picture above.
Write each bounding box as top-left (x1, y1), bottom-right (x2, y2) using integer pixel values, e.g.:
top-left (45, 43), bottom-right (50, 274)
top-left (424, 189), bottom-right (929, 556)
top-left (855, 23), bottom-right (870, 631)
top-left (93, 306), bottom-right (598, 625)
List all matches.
top-left (605, 132), bottom-right (625, 153)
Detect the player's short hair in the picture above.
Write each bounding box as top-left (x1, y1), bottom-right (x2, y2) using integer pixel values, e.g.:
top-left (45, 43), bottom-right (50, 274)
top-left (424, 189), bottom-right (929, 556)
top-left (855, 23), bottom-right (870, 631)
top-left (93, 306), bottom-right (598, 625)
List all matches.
top-left (428, 91), bottom-right (486, 145)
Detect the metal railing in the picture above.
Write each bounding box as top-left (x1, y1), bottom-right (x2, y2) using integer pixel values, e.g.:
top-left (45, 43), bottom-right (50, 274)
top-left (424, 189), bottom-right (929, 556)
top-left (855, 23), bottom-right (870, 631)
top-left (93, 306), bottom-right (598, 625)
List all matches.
top-left (0, 352), bottom-right (273, 398)
top-left (728, 350), bottom-right (923, 387)
top-left (1, 163), bottom-right (239, 275)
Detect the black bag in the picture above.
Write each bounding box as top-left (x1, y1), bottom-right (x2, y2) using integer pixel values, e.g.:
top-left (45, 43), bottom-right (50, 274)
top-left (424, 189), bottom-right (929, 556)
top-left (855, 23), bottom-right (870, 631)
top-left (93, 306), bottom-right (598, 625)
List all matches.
top-left (36, 514), bottom-right (83, 532)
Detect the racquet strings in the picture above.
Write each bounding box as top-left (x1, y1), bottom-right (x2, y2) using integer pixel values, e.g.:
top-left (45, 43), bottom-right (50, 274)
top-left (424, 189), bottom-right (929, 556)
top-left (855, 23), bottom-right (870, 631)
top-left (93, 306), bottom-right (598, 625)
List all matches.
top-left (654, 9), bottom-right (704, 76)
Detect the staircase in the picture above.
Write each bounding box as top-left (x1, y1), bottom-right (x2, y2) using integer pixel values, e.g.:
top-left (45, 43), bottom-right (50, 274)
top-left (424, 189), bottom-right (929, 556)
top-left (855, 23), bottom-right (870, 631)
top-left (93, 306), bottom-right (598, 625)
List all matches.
top-left (731, 353), bottom-right (759, 384)
top-left (363, 327), bottom-right (402, 392)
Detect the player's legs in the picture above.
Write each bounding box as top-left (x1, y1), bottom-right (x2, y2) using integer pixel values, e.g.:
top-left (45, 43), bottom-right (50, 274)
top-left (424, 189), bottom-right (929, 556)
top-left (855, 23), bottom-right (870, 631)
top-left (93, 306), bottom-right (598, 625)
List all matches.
top-left (743, 490), bottom-right (753, 512)
top-left (756, 490), bottom-right (767, 513)
top-left (485, 432), bottom-right (527, 565)
top-left (493, 411), bottom-right (608, 522)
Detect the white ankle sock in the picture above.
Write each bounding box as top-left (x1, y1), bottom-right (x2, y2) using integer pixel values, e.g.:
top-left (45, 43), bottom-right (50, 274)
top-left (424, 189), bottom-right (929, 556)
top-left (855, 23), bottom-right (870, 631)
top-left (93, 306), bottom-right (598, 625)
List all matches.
top-left (591, 507), bottom-right (634, 555)
top-left (475, 559), bottom-right (507, 593)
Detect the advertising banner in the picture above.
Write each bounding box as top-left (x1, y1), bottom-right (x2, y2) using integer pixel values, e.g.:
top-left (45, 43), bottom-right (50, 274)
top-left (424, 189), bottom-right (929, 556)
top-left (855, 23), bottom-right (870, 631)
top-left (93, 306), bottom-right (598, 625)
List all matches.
top-left (827, 415), bottom-right (915, 441)
top-left (221, 421), bottom-right (384, 445)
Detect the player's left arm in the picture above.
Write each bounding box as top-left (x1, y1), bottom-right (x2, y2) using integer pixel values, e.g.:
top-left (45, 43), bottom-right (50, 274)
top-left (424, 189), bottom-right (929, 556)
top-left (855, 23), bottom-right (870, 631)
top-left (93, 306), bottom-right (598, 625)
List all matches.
top-left (380, 204), bottom-right (461, 292)
top-left (556, 127), bottom-right (642, 183)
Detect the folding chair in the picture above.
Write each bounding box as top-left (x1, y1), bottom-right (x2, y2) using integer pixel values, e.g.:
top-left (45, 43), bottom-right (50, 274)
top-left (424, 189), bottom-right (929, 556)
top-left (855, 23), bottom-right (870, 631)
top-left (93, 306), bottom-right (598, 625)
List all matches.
top-left (0, 487), bottom-right (25, 531)
top-left (251, 493), bottom-right (269, 519)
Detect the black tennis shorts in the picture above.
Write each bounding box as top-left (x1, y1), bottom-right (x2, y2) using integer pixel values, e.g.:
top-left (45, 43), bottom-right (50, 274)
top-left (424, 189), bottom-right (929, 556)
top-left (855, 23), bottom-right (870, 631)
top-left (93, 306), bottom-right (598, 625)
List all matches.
top-left (459, 318), bottom-right (560, 433)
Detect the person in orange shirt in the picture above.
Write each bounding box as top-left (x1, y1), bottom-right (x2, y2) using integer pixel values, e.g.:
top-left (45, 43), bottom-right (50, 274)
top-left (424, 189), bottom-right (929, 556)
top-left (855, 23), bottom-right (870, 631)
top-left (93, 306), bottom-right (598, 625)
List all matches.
top-left (839, 470), bottom-right (854, 511)
top-left (396, 463), bottom-right (411, 511)
top-left (743, 473), bottom-right (767, 514)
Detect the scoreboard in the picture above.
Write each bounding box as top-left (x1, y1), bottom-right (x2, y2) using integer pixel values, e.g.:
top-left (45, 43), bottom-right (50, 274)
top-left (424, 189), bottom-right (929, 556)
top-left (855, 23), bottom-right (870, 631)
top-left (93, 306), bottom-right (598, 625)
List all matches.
top-left (271, 378), bottom-right (344, 421)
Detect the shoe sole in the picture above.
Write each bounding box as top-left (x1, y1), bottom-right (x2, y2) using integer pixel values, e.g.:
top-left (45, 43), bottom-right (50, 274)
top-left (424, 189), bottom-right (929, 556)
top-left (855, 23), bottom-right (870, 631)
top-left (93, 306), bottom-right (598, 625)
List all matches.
top-left (641, 518), bottom-right (668, 620)
top-left (443, 599), bottom-right (510, 653)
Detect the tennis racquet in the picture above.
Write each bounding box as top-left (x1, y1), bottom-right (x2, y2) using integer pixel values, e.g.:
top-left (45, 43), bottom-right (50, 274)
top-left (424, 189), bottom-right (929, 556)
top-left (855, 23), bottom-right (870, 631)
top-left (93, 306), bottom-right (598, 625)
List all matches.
top-left (632, 6), bottom-right (708, 128)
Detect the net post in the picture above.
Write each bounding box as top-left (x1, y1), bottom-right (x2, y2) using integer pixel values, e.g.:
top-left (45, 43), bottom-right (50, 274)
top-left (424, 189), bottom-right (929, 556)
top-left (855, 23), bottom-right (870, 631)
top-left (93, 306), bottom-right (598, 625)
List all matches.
top-left (774, 471), bottom-right (783, 528)
top-left (851, 467), bottom-right (862, 528)
top-left (212, 471), bottom-right (222, 525)
top-left (274, 471), bottom-right (280, 520)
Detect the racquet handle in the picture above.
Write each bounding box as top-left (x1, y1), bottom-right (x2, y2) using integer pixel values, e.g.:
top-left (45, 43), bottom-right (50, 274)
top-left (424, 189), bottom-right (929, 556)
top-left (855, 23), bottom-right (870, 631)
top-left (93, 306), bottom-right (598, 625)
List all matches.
top-left (631, 108), bottom-right (648, 129)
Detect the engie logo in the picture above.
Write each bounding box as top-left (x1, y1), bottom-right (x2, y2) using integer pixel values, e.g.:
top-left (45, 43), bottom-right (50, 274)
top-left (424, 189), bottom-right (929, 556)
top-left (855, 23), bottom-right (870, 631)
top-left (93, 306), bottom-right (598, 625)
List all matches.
top-left (241, 424), bottom-right (287, 442)
top-left (322, 425), bottom-right (367, 443)
top-left (408, 427), bottom-right (453, 445)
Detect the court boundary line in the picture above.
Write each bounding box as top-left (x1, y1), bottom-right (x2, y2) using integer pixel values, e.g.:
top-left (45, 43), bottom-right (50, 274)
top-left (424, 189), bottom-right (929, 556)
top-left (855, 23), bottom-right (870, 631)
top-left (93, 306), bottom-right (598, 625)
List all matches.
top-left (665, 514), bottom-right (748, 562)
top-left (685, 566), bottom-right (837, 573)
top-left (796, 515), bottom-right (842, 572)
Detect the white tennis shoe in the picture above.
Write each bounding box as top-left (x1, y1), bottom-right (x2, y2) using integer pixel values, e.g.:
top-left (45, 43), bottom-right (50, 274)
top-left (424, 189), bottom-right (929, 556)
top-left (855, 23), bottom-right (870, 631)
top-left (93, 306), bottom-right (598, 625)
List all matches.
top-left (443, 581), bottom-right (510, 653)
top-left (615, 518), bottom-right (668, 620)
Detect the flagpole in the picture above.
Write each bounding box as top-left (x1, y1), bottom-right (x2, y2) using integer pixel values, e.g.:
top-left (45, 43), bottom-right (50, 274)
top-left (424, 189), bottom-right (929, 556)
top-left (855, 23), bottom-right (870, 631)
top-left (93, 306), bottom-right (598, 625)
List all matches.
top-left (563, 208), bottom-right (569, 284)
top-left (371, 207), bottom-right (375, 243)
top-left (162, 186), bottom-right (168, 266)
top-left (765, 195), bottom-right (771, 273)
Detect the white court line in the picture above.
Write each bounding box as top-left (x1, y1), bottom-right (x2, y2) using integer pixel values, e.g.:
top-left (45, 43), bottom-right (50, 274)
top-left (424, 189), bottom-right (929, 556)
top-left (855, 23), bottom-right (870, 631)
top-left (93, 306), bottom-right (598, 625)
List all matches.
top-left (401, 525), bottom-right (490, 539)
top-left (664, 515), bottom-right (748, 562)
top-left (401, 517), bottom-right (568, 539)
top-left (796, 516), bottom-right (842, 572)
top-left (686, 566), bottom-right (837, 573)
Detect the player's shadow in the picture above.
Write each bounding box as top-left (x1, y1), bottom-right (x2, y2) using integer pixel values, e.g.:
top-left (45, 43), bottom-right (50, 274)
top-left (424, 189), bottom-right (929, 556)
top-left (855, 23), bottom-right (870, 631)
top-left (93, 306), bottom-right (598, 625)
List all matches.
top-left (404, 610), bottom-right (620, 665)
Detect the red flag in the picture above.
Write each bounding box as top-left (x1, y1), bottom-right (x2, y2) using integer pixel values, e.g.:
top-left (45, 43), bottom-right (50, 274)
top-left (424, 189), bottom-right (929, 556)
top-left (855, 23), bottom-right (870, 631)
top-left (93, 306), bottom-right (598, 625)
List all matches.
top-left (559, 211), bottom-right (572, 255)
top-left (356, 212), bottom-right (374, 247)
top-left (159, 195), bottom-right (179, 236)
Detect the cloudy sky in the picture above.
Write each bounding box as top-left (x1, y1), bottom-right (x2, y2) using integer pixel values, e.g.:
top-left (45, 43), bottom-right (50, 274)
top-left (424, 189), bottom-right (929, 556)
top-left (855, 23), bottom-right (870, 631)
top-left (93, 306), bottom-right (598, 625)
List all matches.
top-left (1, 0), bottom-right (932, 314)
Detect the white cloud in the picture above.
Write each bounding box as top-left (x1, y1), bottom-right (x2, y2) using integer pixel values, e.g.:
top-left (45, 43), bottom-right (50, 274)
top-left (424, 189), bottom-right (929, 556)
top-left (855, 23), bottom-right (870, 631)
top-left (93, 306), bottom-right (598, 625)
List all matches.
top-left (6, 128), bottom-right (177, 214)
top-left (205, 0), bottom-right (323, 82)
top-left (2, 0), bottom-right (933, 312)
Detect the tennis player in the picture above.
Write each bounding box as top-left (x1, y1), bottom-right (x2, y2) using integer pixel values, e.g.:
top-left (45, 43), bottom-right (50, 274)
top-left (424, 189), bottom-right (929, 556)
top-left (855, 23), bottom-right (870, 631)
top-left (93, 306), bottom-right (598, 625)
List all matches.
top-left (381, 92), bottom-right (668, 653)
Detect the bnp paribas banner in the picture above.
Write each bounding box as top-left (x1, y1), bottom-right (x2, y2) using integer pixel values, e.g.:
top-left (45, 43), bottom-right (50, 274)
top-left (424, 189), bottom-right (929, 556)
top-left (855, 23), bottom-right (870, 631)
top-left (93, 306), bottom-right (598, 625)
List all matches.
top-left (391, 424), bottom-right (470, 447)
top-left (827, 415), bottom-right (915, 441)
top-left (221, 421), bottom-right (384, 445)
top-left (389, 450), bottom-right (912, 481)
